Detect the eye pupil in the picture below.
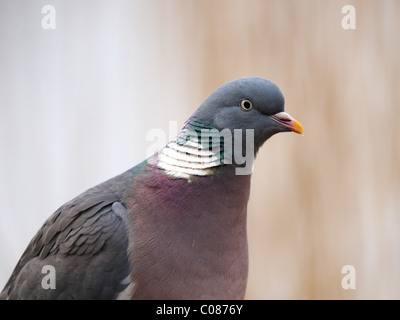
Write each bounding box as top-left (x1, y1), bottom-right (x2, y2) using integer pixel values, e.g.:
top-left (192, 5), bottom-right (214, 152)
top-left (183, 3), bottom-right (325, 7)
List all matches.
top-left (240, 99), bottom-right (252, 111)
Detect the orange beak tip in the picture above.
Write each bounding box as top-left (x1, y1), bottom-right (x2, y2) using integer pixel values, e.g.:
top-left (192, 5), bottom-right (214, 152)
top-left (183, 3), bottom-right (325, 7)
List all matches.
top-left (291, 120), bottom-right (304, 135)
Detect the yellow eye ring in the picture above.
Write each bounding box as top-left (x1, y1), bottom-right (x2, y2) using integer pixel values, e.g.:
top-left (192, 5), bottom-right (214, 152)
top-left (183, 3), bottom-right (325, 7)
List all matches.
top-left (240, 99), bottom-right (253, 111)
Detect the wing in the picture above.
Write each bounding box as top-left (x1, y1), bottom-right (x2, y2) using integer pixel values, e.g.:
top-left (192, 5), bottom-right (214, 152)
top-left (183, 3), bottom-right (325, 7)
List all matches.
top-left (0, 188), bottom-right (132, 300)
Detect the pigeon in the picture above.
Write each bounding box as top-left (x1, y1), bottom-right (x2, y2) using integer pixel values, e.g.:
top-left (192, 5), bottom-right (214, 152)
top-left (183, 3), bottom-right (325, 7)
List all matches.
top-left (0, 77), bottom-right (303, 300)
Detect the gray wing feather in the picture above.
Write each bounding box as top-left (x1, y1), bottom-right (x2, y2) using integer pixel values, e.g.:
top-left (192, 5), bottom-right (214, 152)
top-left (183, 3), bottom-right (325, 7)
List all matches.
top-left (0, 189), bottom-right (132, 300)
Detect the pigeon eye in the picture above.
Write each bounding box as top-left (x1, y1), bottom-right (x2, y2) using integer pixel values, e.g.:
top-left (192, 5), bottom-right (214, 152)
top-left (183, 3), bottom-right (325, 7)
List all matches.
top-left (240, 99), bottom-right (253, 111)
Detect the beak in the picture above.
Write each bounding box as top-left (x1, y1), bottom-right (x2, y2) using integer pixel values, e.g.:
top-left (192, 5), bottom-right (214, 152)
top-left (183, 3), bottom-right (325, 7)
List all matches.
top-left (269, 112), bottom-right (304, 134)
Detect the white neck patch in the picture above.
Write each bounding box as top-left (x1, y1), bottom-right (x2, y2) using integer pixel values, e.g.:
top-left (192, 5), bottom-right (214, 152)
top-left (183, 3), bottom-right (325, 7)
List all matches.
top-left (157, 128), bottom-right (224, 180)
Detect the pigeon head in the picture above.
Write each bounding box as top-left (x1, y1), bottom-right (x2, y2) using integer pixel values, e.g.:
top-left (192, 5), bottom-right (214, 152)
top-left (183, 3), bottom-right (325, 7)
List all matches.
top-left (157, 77), bottom-right (303, 179)
top-left (191, 77), bottom-right (303, 151)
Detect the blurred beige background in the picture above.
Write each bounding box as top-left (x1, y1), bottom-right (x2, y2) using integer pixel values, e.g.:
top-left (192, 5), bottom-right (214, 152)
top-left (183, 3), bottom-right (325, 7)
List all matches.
top-left (0, 0), bottom-right (399, 299)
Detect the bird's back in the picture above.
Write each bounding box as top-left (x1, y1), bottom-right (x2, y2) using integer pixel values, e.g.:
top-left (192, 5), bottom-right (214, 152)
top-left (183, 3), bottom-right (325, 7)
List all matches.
top-left (0, 169), bottom-right (135, 300)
